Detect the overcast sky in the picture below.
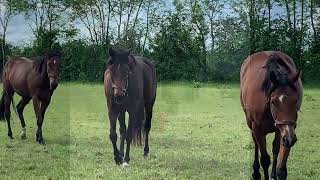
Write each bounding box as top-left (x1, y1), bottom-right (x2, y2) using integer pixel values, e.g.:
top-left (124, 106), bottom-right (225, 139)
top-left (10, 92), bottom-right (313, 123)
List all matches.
top-left (2, 2), bottom-right (291, 46)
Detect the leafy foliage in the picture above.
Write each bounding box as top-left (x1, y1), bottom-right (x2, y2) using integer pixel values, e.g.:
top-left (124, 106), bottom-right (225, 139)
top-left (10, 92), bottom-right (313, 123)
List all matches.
top-left (1, 0), bottom-right (320, 82)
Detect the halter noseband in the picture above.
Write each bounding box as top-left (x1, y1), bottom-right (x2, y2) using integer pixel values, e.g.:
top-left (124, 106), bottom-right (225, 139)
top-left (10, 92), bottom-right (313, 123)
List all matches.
top-left (270, 103), bottom-right (297, 127)
top-left (273, 119), bottom-right (296, 126)
top-left (48, 72), bottom-right (57, 79)
top-left (111, 73), bottom-right (129, 97)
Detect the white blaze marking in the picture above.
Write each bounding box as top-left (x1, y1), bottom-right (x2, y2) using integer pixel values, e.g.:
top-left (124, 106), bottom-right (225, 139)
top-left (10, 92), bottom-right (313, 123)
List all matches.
top-left (285, 125), bottom-right (291, 137)
top-left (53, 60), bottom-right (56, 64)
top-left (279, 95), bottom-right (285, 103)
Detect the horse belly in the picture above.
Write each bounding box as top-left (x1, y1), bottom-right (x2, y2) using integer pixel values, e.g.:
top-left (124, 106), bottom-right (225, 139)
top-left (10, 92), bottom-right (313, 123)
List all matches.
top-left (10, 76), bottom-right (30, 98)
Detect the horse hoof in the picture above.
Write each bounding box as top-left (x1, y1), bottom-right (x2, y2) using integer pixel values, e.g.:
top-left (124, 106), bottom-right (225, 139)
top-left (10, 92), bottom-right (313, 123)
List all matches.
top-left (143, 152), bottom-right (149, 158)
top-left (251, 173), bottom-right (261, 180)
top-left (121, 162), bottom-right (130, 167)
top-left (21, 134), bottom-right (27, 140)
top-left (119, 155), bottom-right (124, 162)
top-left (37, 140), bottom-right (46, 145)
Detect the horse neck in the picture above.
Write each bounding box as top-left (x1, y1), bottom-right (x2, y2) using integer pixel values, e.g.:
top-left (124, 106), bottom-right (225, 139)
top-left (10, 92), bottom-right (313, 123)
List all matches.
top-left (40, 58), bottom-right (49, 81)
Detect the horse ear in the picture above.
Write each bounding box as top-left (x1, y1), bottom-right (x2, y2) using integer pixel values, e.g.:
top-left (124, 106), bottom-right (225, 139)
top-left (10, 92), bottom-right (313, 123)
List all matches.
top-left (109, 47), bottom-right (115, 57)
top-left (291, 70), bottom-right (301, 83)
top-left (125, 48), bottom-right (131, 57)
top-left (128, 55), bottom-right (136, 74)
top-left (106, 57), bottom-right (113, 69)
top-left (270, 71), bottom-right (278, 84)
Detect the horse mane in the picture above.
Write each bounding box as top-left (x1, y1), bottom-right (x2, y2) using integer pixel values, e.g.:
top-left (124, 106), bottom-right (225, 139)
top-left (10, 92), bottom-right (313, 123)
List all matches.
top-left (33, 50), bottom-right (62, 73)
top-left (261, 52), bottom-right (294, 96)
top-left (33, 56), bottom-right (46, 74)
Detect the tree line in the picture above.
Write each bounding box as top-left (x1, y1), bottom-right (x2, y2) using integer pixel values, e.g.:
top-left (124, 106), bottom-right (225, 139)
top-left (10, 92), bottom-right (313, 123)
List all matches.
top-left (0, 0), bottom-right (319, 82)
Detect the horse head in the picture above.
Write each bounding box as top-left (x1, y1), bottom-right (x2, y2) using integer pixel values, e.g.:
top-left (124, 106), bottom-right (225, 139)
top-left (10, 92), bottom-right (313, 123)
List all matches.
top-left (45, 50), bottom-right (62, 90)
top-left (107, 47), bottom-right (136, 104)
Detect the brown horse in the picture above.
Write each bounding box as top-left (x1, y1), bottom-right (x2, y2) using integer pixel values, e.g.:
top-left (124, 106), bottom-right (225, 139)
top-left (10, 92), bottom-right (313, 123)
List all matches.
top-left (104, 47), bottom-right (157, 166)
top-left (240, 51), bottom-right (303, 180)
top-left (0, 50), bottom-right (62, 145)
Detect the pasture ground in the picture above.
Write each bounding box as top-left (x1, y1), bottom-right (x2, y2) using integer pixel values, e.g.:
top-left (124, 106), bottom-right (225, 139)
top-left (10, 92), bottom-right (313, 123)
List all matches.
top-left (0, 83), bottom-right (319, 179)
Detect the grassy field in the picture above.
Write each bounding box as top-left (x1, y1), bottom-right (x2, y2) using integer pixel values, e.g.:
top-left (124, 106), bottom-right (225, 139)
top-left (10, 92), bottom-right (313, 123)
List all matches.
top-left (0, 83), bottom-right (319, 179)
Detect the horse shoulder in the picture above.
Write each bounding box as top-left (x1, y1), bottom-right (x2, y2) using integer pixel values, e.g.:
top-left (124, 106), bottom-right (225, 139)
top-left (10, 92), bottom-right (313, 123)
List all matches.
top-left (104, 70), bottom-right (113, 97)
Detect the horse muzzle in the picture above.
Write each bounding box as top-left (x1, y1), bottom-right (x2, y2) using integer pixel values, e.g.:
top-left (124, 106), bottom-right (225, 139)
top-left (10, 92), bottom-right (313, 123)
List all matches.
top-left (282, 134), bottom-right (297, 148)
top-left (50, 80), bottom-right (59, 90)
top-left (113, 95), bottom-right (126, 104)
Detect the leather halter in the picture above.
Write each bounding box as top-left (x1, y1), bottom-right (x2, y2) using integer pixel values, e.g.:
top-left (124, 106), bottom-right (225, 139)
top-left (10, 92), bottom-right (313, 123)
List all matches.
top-left (270, 103), bottom-right (296, 127)
top-left (48, 72), bottom-right (57, 79)
top-left (111, 73), bottom-right (129, 97)
top-left (274, 119), bottom-right (296, 126)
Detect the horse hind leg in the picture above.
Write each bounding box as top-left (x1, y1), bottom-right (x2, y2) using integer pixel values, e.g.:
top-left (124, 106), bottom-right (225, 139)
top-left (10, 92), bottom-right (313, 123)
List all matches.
top-left (4, 91), bottom-right (14, 139)
top-left (17, 97), bottom-right (31, 139)
top-left (143, 101), bottom-right (154, 157)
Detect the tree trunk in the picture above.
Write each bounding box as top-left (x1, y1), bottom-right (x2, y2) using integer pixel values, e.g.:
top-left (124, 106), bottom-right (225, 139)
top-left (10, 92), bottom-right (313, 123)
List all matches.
top-left (118, 0), bottom-right (123, 43)
top-left (249, 0), bottom-right (257, 53)
top-left (267, 0), bottom-right (271, 49)
top-left (310, 0), bottom-right (317, 39)
top-left (106, 0), bottom-right (111, 42)
top-left (142, 0), bottom-right (151, 55)
top-left (284, 0), bottom-right (292, 31)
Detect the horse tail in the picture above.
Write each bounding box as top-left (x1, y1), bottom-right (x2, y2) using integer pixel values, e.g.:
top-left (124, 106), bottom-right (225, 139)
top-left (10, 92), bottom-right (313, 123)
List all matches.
top-left (0, 92), bottom-right (5, 121)
top-left (132, 108), bottom-right (145, 147)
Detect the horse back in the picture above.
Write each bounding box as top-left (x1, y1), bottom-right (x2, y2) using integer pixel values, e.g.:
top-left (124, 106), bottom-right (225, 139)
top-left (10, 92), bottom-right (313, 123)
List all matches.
top-left (2, 57), bottom-right (36, 97)
top-left (134, 56), bottom-right (157, 103)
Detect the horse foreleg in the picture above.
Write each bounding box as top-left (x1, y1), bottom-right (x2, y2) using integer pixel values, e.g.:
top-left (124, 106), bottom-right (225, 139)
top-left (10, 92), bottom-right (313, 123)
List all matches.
top-left (118, 112), bottom-right (126, 161)
top-left (33, 96), bottom-right (49, 145)
top-left (251, 133), bottom-right (261, 180)
top-left (271, 132), bottom-right (280, 180)
top-left (256, 134), bottom-right (271, 180)
top-left (123, 114), bottom-right (134, 166)
top-left (109, 110), bottom-right (121, 165)
top-left (17, 97), bottom-right (31, 139)
top-left (276, 145), bottom-right (291, 180)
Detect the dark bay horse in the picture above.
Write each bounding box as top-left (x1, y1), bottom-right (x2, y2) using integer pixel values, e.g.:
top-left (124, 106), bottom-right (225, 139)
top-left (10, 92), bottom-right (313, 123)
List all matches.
top-left (240, 51), bottom-right (303, 180)
top-left (104, 48), bottom-right (157, 166)
top-left (0, 50), bottom-right (61, 145)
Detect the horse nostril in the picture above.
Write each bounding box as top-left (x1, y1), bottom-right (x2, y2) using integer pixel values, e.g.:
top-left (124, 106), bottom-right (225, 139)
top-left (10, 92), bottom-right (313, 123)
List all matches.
top-left (282, 136), bottom-right (289, 147)
top-left (50, 81), bottom-right (58, 90)
top-left (292, 135), bottom-right (297, 145)
top-left (282, 135), bottom-right (297, 148)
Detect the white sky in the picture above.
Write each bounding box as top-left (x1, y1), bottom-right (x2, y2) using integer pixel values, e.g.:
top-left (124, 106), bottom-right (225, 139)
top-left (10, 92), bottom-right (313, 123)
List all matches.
top-left (2, 1), bottom-right (317, 46)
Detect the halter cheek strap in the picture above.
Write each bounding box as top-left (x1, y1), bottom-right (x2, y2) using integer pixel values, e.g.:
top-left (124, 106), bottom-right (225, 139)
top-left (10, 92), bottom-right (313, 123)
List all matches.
top-left (47, 72), bottom-right (59, 80)
top-left (111, 74), bottom-right (129, 96)
top-left (270, 104), bottom-right (296, 126)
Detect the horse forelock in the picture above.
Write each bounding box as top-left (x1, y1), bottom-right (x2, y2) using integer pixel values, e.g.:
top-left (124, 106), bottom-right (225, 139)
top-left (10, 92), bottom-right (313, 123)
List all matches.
top-left (33, 56), bottom-right (47, 73)
top-left (262, 53), bottom-right (293, 96)
top-left (46, 50), bottom-right (62, 59)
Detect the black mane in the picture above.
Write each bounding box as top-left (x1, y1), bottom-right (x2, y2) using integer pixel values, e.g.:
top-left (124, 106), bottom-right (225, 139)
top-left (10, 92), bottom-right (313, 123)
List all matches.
top-left (262, 53), bottom-right (294, 95)
top-left (33, 50), bottom-right (62, 73)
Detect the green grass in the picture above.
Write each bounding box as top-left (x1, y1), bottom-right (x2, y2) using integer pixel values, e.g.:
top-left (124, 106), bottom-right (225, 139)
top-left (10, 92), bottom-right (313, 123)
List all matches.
top-left (0, 83), bottom-right (320, 179)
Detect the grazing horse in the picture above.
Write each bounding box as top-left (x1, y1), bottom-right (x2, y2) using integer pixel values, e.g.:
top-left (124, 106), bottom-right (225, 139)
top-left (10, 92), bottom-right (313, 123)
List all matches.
top-left (104, 47), bottom-right (157, 166)
top-left (0, 50), bottom-right (62, 145)
top-left (240, 51), bottom-right (303, 180)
